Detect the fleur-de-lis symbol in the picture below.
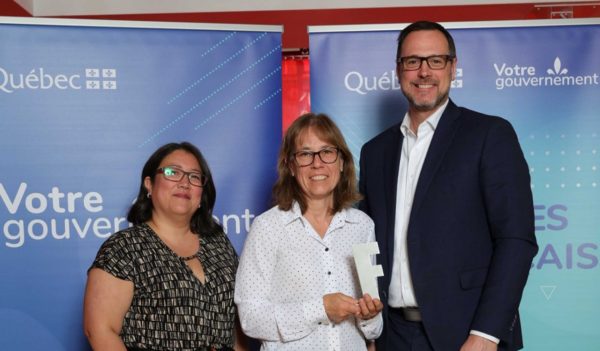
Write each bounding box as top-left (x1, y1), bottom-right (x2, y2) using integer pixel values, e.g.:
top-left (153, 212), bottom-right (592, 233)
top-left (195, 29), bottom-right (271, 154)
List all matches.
top-left (547, 57), bottom-right (568, 75)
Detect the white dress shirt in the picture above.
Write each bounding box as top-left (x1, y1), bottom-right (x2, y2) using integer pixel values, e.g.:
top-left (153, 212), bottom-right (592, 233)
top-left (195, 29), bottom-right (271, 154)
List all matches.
top-left (235, 202), bottom-right (383, 351)
top-left (388, 101), bottom-right (447, 308)
top-left (387, 100), bottom-right (499, 344)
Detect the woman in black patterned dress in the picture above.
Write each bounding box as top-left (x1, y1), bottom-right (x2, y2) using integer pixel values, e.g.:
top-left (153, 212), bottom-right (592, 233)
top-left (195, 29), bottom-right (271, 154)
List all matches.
top-left (84, 142), bottom-right (245, 351)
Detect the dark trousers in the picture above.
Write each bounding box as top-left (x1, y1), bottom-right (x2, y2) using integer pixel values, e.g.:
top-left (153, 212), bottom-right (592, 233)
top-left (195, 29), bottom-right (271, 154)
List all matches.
top-left (386, 308), bottom-right (435, 351)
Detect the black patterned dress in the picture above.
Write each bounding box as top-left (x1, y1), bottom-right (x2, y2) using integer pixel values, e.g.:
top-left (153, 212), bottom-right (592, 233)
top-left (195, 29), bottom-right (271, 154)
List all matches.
top-left (90, 223), bottom-right (238, 351)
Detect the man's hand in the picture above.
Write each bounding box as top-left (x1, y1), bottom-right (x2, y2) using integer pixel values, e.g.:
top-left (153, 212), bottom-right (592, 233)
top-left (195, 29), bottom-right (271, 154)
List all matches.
top-left (323, 293), bottom-right (360, 324)
top-left (460, 334), bottom-right (498, 351)
top-left (357, 293), bottom-right (383, 320)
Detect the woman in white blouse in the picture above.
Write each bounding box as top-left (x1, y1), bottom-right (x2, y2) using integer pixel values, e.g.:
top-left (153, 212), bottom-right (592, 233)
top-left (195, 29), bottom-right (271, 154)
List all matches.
top-left (235, 113), bottom-right (383, 350)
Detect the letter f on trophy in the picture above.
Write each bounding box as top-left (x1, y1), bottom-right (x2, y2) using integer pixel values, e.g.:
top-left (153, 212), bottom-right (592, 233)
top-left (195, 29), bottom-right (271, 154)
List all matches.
top-left (352, 242), bottom-right (384, 299)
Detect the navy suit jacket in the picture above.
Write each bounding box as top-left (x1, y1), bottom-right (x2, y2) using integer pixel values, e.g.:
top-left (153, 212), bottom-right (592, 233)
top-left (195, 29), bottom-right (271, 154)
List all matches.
top-left (359, 100), bottom-right (538, 351)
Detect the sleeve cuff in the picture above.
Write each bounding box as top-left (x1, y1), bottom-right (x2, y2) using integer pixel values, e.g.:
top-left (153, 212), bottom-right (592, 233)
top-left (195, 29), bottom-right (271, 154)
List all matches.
top-left (303, 298), bottom-right (330, 326)
top-left (470, 330), bottom-right (500, 344)
top-left (358, 312), bottom-right (383, 340)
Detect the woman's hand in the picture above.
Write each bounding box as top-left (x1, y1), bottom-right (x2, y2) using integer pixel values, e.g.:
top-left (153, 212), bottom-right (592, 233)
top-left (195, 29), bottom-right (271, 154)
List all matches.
top-left (323, 293), bottom-right (360, 324)
top-left (357, 293), bottom-right (383, 320)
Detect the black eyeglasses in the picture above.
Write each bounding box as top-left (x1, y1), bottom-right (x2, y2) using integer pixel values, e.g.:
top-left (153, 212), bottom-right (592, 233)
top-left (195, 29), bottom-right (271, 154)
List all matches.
top-left (397, 55), bottom-right (455, 71)
top-left (293, 147), bottom-right (340, 167)
top-left (156, 166), bottom-right (208, 187)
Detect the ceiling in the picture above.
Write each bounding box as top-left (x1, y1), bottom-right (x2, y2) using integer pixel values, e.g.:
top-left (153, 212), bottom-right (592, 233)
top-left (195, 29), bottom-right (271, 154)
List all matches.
top-left (5, 0), bottom-right (600, 48)
top-left (12, 0), bottom-right (595, 16)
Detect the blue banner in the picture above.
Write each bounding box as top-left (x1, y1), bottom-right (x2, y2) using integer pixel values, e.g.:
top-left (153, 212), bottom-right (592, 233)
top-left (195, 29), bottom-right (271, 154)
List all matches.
top-left (0, 18), bottom-right (282, 350)
top-left (310, 19), bottom-right (600, 350)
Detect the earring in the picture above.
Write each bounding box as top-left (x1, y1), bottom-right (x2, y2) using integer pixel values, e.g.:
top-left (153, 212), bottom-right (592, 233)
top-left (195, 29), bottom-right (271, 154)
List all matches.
top-left (147, 193), bottom-right (151, 198)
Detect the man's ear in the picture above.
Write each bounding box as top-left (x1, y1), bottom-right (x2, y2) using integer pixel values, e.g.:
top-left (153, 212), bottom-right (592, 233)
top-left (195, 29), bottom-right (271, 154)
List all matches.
top-left (451, 57), bottom-right (458, 81)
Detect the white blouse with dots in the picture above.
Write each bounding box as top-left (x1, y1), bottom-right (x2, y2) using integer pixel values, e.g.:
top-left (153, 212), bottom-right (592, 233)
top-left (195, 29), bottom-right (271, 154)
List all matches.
top-left (235, 202), bottom-right (383, 351)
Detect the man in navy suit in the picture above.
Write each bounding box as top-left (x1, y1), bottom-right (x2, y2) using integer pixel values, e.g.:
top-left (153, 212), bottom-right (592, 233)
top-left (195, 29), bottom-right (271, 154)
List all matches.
top-left (359, 21), bottom-right (538, 351)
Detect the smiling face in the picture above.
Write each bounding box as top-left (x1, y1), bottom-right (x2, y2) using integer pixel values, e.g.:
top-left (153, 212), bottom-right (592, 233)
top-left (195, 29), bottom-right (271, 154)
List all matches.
top-left (144, 149), bottom-right (203, 222)
top-left (291, 127), bottom-right (343, 208)
top-left (398, 29), bottom-right (457, 119)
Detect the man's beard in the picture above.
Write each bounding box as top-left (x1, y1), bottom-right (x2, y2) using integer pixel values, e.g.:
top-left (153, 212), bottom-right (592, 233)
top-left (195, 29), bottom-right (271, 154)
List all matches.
top-left (403, 87), bottom-right (449, 112)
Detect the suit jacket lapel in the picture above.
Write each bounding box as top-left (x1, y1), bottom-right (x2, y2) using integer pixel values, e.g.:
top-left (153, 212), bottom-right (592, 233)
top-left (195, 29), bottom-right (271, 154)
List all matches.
top-left (410, 100), bottom-right (461, 225)
top-left (384, 125), bottom-right (403, 275)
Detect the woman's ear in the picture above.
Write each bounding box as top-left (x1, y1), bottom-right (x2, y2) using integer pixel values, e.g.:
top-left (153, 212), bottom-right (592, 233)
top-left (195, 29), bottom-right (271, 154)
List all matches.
top-left (286, 158), bottom-right (296, 177)
top-left (143, 176), bottom-right (153, 197)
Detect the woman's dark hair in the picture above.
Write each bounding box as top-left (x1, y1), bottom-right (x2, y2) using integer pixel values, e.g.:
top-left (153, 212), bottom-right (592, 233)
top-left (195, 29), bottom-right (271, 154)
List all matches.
top-left (396, 20), bottom-right (456, 62)
top-left (272, 113), bottom-right (361, 214)
top-left (127, 142), bottom-right (223, 236)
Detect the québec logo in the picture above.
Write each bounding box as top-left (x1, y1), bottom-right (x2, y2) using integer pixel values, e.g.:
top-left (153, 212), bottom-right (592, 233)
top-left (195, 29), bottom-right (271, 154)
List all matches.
top-left (0, 67), bottom-right (118, 93)
top-left (344, 67), bottom-right (464, 95)
top-left (451, 68), bottom-right (463, 88)
top-left (547, 57), bottom-right (568, 76)
top-left (84, 68), bottom-right (117, 90)
top-left (494, 56), bottom-right (598, 90)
